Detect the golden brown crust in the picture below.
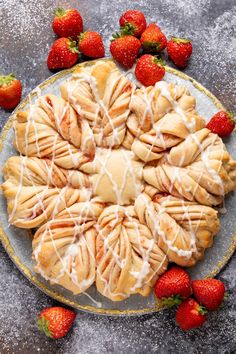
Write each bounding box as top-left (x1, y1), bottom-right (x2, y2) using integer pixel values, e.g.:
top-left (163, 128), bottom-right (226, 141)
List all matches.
top-left (2, 61), bottom-right (236, 301)
top-left (96, 205), bottom-right (168, 301)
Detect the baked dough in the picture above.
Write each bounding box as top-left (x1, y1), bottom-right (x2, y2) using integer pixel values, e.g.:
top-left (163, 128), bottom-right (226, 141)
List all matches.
top-left (135, 193), bottom-right (219, 267)
top-left (32, 199), bottom-right (103, 294)
top-left (143, 128), bottom-right (236, 206)
top-left (2, 60), bottom-right (236, 301)
top-left (96, 205), bottom-right (168, 301)
top-left (81, 148), bottom-right (144, 204)
top-left (61, 61), bottom-right (135, 147)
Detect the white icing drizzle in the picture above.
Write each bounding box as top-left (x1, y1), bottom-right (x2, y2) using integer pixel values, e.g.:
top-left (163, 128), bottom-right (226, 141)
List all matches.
top-left (155, 81), bottom-right (196, 133)
top-left (3, 62), bottom-right (234, 305)
top-left (12, 88), bottom-right (99, 299)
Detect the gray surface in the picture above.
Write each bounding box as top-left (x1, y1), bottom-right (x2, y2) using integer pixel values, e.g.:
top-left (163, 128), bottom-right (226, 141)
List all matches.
top-left (2, 66), bottom-right (235, 316)
top-left (0, 0), bottom-right (236, 352)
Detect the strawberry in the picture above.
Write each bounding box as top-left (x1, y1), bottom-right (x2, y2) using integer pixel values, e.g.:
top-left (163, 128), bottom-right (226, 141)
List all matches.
top-left (140, 23), bottom-right (167, 53)
top-left (154, 266), bottom-right (191, 307)
top-left (135, 54), bottom-right (165, 86)
top-left (119, 10), bottom-right (146, 37)
top-left (0, 74), bottom-right (22, 110)
top-left (192, 278), bottom-right (226, 311)
top-left (206, 111), bottom-right (235, 137)
top-left (167, 37), bottom-right (192, 68)
top-left (37, 306), bottom-right (76, 339)
top-left (52, 8), bottom-right (83, 40)
top-left (110, 35), bottom-right (141, 68)
top-left (78, 31), bottom-right (105, 58)
top-left (176, 298), bottom-right (207, 331)
top-left (47, 38), bottom-right (79, 70)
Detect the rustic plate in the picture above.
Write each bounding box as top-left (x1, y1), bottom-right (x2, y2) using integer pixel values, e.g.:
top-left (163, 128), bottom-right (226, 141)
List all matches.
top-left (0, 59), bottom-right (235, 315)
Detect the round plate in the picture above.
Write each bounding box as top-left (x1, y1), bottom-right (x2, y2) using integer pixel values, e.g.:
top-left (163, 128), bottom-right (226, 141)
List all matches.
top-left (0, 59), bottom-right (235, 316)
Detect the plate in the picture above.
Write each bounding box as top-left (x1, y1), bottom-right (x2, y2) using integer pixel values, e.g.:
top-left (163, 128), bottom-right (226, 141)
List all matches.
top-left (0, 59), bottom-right (236, 316)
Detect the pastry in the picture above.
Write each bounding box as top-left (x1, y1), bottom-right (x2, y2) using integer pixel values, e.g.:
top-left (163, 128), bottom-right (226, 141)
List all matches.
top-left (60, 61), bottom-right (135, 147)
top-left (143, 128), bottom-right (236, 206)
top-left (2, 156), bottom-right (92, 228)
top-left (3, 156), bottom-right (90, 188)
top-left (123, 82), bottom-right (205, 158)
top-left (2, 60), bottom-right (236, 302)
top-left (80, 148), bottom-right (144, 205)
top-left (13, 95), bottom-right (95, 169)
top-left (135, 193), bottom-right (220, 266)
top-left (96, 205), bottom-right (168, 301)
top-left (32, 199), bottom-right (103, 294)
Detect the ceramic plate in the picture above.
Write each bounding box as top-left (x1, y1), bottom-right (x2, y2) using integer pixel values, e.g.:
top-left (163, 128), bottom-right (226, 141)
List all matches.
top-left (0, 59), bottom-right (235, 315)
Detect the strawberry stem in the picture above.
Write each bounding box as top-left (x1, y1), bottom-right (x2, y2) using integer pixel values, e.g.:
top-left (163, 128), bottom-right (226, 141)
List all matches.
top-left (78, 32), bottom-right (87, 43)
top-left (120, 23), bottom-right (135, 36)
top-left (228, 111), bottom-right (235, 122)
top-left (0, 73), bottom-right (16, 87)
top-left (198, 305), bottom-right (208, 315)
top-left (161, 295), bottom-right (183, 308)
top-left (142, 41), bottom-right (161, 52)
top-left (37, 316), bottom-right (53, 338)
top-left (111, 32), bottom-right (122, 41)
top-left (54, 7), bottom-right (66, 17)
top-left (68, 38), bottom-right (79, 54)
top-left (153, 56), bottom-right (165, 66)
top-left (171, 37), bottom-right (191, 44)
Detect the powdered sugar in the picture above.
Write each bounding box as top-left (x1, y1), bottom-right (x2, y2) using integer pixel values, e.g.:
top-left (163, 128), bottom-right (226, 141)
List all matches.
top-left (0, 0), bottom-right (236, 353)
top-left (1, 246), bottom-right (235, 354)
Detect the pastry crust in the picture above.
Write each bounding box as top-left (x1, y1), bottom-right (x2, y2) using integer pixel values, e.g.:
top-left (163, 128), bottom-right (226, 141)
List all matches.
top-left (32, 201), bottom-right (102, 294)
top-left (96, 205), bottom-right (168, 301)
top-left (13, 95), bottom-right (95, 169)
top-left (61, 61), bottom-right (135, 147)
top-left (2, 60), bottom-right (236, 301)
top-left (123, 81), bottom-right (205, 156)
top-left (135, 193), bottom-right (219, 267)
top-left (3, 156), bottom-right (90, 188)
top-left (143, 128), bottom-right (236, 206)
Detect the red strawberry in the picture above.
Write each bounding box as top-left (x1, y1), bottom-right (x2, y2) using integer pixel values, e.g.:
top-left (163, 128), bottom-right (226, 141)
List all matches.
top-left (0, 74), bottom-right (22, 110)
top-left (78, 31), bottom-right (105, 58)
top-left (47, 38), bottom-right (79, 70)
top-left (206, 111), bottom-right (235, 137)
top-left (135, 54), bottom-right (165, 86)
top-left (52, 8), bottom-right (83, 40)
top-left (167, 37), bottom-right (192, 68)
top-left (176, 298), bottom-right (207, 331)
top-left (110, 35), bottom-right (141, 68)
top-left (119, 10), bottom-right (146, 37)
top-left (140, 23), bottom-right (167, 53)
top-left (192, 278), bottom-right (226, 311)
top-left (37, 306), bottom-right (76, 339)
top-left (154, 266), bottom-right (191, 307)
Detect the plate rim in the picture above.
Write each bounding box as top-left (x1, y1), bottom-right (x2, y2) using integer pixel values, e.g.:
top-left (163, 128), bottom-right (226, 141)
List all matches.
top-left (0, 58), bottom-right (236, 316)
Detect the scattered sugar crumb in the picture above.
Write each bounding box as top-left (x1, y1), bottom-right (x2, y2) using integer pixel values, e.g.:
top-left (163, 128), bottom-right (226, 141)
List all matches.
top-left (0, 0), bottom-right (236, 353)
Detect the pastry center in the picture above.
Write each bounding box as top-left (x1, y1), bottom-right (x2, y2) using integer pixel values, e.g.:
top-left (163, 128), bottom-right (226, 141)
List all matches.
top-left (81, 148), bottom-right (144, 205)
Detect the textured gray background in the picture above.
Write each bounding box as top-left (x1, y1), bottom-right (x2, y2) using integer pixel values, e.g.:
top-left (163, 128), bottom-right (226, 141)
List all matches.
top-left (0, 0), bottom-right (236, 353)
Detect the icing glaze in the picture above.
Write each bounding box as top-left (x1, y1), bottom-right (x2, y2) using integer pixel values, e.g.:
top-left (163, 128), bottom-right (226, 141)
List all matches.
top-left (2, 61), bottom-right (236, 303)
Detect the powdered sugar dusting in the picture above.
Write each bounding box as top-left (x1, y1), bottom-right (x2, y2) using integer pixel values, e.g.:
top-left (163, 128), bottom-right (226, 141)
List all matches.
top-left (0, 0), bottom-right (236, 353)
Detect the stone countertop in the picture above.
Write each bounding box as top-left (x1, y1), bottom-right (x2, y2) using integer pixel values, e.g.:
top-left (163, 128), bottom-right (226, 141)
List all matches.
top-left (0, 0), bottom-right (236, 353)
